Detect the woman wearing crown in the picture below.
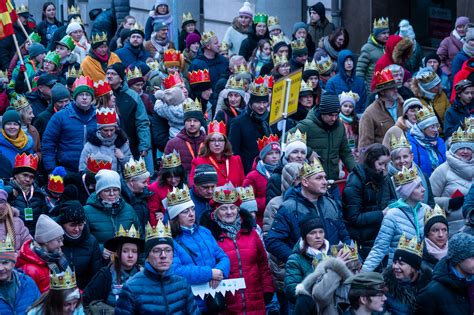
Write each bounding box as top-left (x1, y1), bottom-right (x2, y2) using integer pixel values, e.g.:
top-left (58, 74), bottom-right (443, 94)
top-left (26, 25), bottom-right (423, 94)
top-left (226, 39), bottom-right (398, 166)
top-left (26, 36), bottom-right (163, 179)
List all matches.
top-left (421, 206), bottom-right (449, 272)
top-left (214, 76), bottom-right (247, 126)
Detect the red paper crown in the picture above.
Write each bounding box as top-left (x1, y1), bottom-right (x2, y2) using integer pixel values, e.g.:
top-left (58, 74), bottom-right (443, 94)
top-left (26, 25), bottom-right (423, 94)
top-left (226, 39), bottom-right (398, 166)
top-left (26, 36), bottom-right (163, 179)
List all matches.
top-left (188, 69), bottom-right (211, 85)
top-left (72, 75), bottom-right (94, 91)
top-left (14, 153), bottom-right (39, 171)
top-left (93, 80), bottom-right (112, 98)
top-left (48, 176), bottom-right (64, 194)
top-left (208, 120), bottom-right (227, 136)
top-left (163, 49), bottom-right (183, 66)
top-left (96, 107), bottom-right (117, 126)
top-left (255, 75), bottom-right (273, 88)
top-left (257, 134), bottom-right (280, 152)
top-left (162, 72), bottom-right (183, 89)
top-left (86, 155), bottom-right (112, 174)
top-left (374, 69), bottom-right (395, 89)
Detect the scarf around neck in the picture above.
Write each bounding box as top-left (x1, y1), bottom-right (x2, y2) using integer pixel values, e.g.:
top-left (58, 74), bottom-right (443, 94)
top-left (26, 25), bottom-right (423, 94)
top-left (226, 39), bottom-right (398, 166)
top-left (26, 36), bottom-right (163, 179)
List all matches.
top-left (256, 160), bottom-right (277, 178)
top-left (150, 35), bottom-right (169, 52)
top-left (339, 112), bottom-right (353, 124)
top-left (411, 124), bottom-right (440, 170)
top-left (96, 130), bottom-right (118, 147)
top-left (323, 36), bottom-right (339, 60)
top-left (1, 129), bottom-right (28, 149)
top-left (215, 215), bottom-right (241, 240)
top-left (32, 242), bottom-right (68, 273)
top-left (425, 238), bottom-right (448, 261)
top-left (463, 40), bottom-right (474, 57)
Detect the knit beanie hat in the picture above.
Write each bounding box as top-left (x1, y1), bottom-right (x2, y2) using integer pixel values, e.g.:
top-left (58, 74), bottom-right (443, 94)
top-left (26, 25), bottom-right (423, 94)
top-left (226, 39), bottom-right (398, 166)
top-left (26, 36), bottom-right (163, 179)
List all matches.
top-left (455, 16), bottom-right (470, 28)
top-left (51, 83), bottom-right (71, 103)
top-left (153, 21), bottom-right (169, 32)
top-left (293, 22), bottom-right (308, 35)
top-left (416, 67), bottom-right (441, 92)
top-left (291, 38), bottom-right (308, 57)
top-left (28, 43), bottom-right (47, 59)
top-left (319, 93), bottom-right (341, 114)
top-left (299, 214), bottom-right (324, 240)
top-left (281, 162), bottom-right (303, 193)
top-left (66, 22), bottom-right (82, 35)
top-left (423, 52), bottom-right (441, 67)
top-left (58, 200), bottom-right (86, 225)
top-left (185, 33), bottom-right (201, 49)
top-left (239, 1), bottom-right (253, 18)
top-left (107, 63), bottom-right (126, 81)
top-left (193, 164), bottom-right (218, 186)
top-left (393, 242), bottom-right (423, 270)
top-left (2, 108), bottom-right (21, 128)
top-left (259, 138), bottom-right (281, 161)
top-left (37, 73), bottom-right (57, 88)
top-left (424, 211), bottom-right (449, 237)
top-left (35, 214), bottom-right (64, 243)
top-left (309, 2), bottom-right (326, 21)
top-left (416, 111), bottom-right (439, 131)
top-left (145, 232), bottom-right (174, 258)
top-left (95, 169), bottom-right (121, 195)
top-left (402, 97), bottom-right (422, 115)
top-left (155, 0), bottom-right (169, 8)
top-left (0, 180), bottom-right (7, 202)
top-left (396, 177), bottom-right (422, 200)
top-left (373, 17), bottom-right (389, 37)
top-left (284, 140), bottom-right (307, 159)
top-left (120, 29), bottom-right (132, 43)
top-left (447, 232), bottom-right (474, 266)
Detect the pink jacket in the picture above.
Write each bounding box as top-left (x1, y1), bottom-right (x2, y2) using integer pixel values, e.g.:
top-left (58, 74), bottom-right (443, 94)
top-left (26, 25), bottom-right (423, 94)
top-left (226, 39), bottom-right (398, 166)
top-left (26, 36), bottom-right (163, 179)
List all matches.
top-left (0, 208), bottom-right (32, 251)
top-left (437, 32), bottom-right (463, 76)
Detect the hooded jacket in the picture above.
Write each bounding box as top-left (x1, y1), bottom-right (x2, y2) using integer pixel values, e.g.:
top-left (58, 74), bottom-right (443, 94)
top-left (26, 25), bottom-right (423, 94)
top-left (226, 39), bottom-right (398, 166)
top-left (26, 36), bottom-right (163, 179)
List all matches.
top-left (15, 239), bottom-right (50, 293)
top-left (0, 269), bottom-right (40, 315)
top-left (437, 31), bottom-right (464, 76)
top-left (356, 34), bottom-right (385, 89)
top-left (0, 131), bottom-right (34, 169)
top-left (450, 58), bottom-right (474, 102)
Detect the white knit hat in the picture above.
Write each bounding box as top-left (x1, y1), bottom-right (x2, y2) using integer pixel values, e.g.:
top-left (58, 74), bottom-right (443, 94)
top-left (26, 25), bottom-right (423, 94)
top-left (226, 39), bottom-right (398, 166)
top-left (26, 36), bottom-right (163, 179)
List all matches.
top-left (284, 140), bottom-right (307, 158)
top-left (66, 22), bottom-right (82, 35)
top-left (35, 214), bottom-right (64, 243)
top-left (402, 97), bottom-right (423, 115)
top-left (239, 1), bottom-right (253, 18)
top-left (95, 169), bottom-right (121, 194)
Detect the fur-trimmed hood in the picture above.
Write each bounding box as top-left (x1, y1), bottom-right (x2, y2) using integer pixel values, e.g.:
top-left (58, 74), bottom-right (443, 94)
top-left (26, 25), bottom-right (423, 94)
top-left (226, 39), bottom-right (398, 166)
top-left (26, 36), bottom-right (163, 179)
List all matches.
top-left (200, 208), bottom-right (255, 240)
top-left (391, 37), bottom-right (414, 65)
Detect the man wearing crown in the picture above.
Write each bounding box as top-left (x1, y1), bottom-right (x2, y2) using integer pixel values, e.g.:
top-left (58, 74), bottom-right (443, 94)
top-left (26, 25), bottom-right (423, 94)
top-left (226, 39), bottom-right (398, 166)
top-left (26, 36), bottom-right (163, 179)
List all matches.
top-left (81, 32), bottom-right (121, 82)
top-left (115, 23), bottom-right (150, 66)
top-left (115, 220), bottom-right (199, 314)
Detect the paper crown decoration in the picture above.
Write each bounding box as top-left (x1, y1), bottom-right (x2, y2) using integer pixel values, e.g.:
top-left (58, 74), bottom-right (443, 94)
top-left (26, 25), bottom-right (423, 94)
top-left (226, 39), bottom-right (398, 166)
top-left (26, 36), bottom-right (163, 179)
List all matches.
top-left (147, 60), bottom-right (160, 71)
top-left (200, 31), bottom-right (216, 45)
top-left (96, 107), bottom-right (117, 125)
top-left (257, 134), bottom-right (280, 152)
top-left (47, 167), bottom-right (66, 194)
top-left (255, 75), bottom-right (273, 88)
top-left (93, 80), bottom-right (112, 98)
top-left (0, 235), bottom-right (15, 254)
top-left (70, 16), bottom-right (83, 25)
top-left (396, 234), bottom-right (423, 258)
top-left (28, 32), bottom-right (41, 43)
top-left (213, 184), bottom-right (239, 204)
top-left (188, 69), bottom-right (211, 85)
top-left (373, 17), bottom-right (389, 29)
top-left (50, 267), bottom-right (77, 290)
top-left (72, 75), bottom-right (94, 92)
top-left (286, 129), bottom-right (307, 145)
top-left (14, 153), bottom-right (39, 171)
top-left (58, 35), bottom-right (75, 51)
top-left (123, 157), bottom-right (148, 179)
top-left (304, 60), bottom-right (318, 72)
top-left (416, 68), bottom-right (438, 84)
top-left (233, 63), bottom-right (249, 74)
top-left (208, 120), bottom-right (227, 136)
top-left (45, 51), bottom-right (61, 67)
top-left (300, 157), bottom-right (324, 179)
top-left (146, 219), bottom-right (172, 242)
top-left (390, 133), bottom-right (411, 151)
top-left (393, 166), bottom-right (419, 186)
top-left (415, 106), bottom-right (435, 123)
top-left (131, 22), bottom-right (144, 33)
top-left (67, 66), bottom-right (82, 79)
top-left (126, 67), bottom-right (143, 81)
top-left (424, 204), bottom-right (446, 225)
top-left (86, 155), bottom-right (112, 174)
top-left (68, 5), bottom-right (80, 16)
top-left (162, 150), bottom-right (182, 169)
top-left (167, 184), bottom-right (192, 207)
top-left (253, 13), bottom-right (268, 24)
top-left (183, 98), bottom-right (202, 113)
top-left (249, 81), bottom-right (269, 97)
top-left (163, 49), bottom-right (183, 67)
top-left (226, 77), bottom-right (245, 90)
top-left (267, 16), bottom-right (280, 28)
top-left (273, 54), bottom-right (288, 66)
top-left (315, 56), bottom-right (334, 75)
top-left (465, 117), bottom-right (473, 130)
top-left (237, 186), bottom-right (255, 202)
top-left (115, 224), bottom-right (140, 239)
top-left (299, 80), bottom-right (312, 94)
top-left (162, 72), bottom-right (183, 89)
top-left (374, 69), bottom-right (396, 90)
top-left (338, 91), bottom-right (360, 103)
top-left (331, 243), bottom-right (359, 262)
top-left (291, 38), bottom-right (306, 51)
top-left (91, 32), bottom-right (108, 45)
top-left (219, 41), bottom-right (229, 52)
top-left (12, 94), bottom-right (29, 111)
top-left (17, 5), bottom-right (28, 14)
top-left (0, 70), bottom-right (7, 79)
top-left (182, 12), bottom-right (195, 24)
top-left (451, 126), bottom-right (473, 144)
top-left (270, 34), bottom-right (286, 48)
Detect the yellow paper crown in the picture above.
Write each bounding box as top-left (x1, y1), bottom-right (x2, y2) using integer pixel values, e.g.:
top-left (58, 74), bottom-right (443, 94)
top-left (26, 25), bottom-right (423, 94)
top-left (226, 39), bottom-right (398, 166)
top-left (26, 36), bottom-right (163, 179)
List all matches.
top-left (338, 91), bottom-right (360, 103)
top-left (300, 157), bottom-right (324, 179)
top-left (68, 5), bottom-right (80, 16)
top-left (123, 157), bottom-right (148, 180)
top-left (17, 5), bottom-right (28, 14)
top-left (373, 17), bottom-right (389, 29)
top-left (451, 126), bottom-right (473, 144)
top-left (91, 32), bottom-right (107, 45)
top-left (315, 56), bottom-right (334, 75)
top-left (465, 117), bottom-right (473, 130)
top-left (291, 38), bottom-right (306, 50)
top-left (331, 243), bottom-right (359, 261)
top-left (131, 22), bottom-right (144, 33)
top-left (249, 81), bottom-right (269, 97)
top-left (267, 16), bottom-right (280, 28)
top-left (166, 184), bottom-right (192, 207)
top-left (416, 69), bottom-right (438, 84)
top-left (183, 98), bottom-right (202, 113)
top-left (237, 186), bottom-right (255, 202)
top-left (200, 31), bottom-right (216, 45)
top-left (233, 63), bottom-right (249, 74)
top-left (415, 106), bottom-right (435, 123)
top-left (393, 166), bottom-right (419, 186)
top-left (0, 235), bottom-right (14, 253)
top-left (67, 66), bottom-right (82, 79)
top-left (213, 184), bottom-right (239, 204)
top-left (182, 12), bottom-right (194, 24)
top-left (70, 16), bottom-right (83, 25)
top-left (300, 80), bottom-right (312, 93)
top-left (146, 220), bottom-right (172, 242)
top-left (286, 129), bottom-right (307, 145)
top-left (50, 266), bottom-right (77, 290)
top-left (0, 70), bottom-right (7, 79)
top-left (396, 234), bottom-right (423, 258)
top-left (147, 60), bottom-right (160, 71)
top-left (273, 54), bottom-right (288, 66)
top-left (270, 34), bottom-right (286, 48)
top-left (162, 150), bottom-right (182, 169)
top-left (126, 67), bottom-right (142, 81)
top-left (226, 77), bottom-right (245, 90)
top-left (115, 224), bottom-right (140, 239)
top-left (389, 133), bottom-right (411, 151)
top-left (12, 95), bottom-right (30, 111)
top-left (304, 60), bottom-right (318, 72)
top-left (424, 204), bottom-right (446, 225)
top-left (219, 41), bottom-right (230, 52)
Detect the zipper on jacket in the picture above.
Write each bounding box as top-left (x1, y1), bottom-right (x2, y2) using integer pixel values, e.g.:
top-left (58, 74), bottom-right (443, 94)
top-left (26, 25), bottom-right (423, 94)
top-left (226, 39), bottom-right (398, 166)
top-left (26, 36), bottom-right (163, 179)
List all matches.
top-left (159, 277), bottom-right (170, 314)
top-left (83, 124), bottom-right (87, 145)
top-left (233, 238), bottom-right (247, 314)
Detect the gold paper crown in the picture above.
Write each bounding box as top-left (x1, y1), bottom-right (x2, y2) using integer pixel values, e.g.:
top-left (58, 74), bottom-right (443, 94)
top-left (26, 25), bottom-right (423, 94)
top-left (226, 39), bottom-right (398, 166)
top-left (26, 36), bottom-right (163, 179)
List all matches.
top-left (131, 22), bottom-right (144, 33)
top-left (12, 95), bottom-right (29, 111)
top-left (167, 185), bottom-right (192, 207)
top-left (183, 98), bottom-right (202, 113)
top-left (233, 63), bottom-right (249, 74)
top-left (213, 185), bottom-right (239, 204)
top-left (182, 12), bottom-right (194, 24)
top-left (145, 220), bottom-right (172, 242)
top-left (162, 150), bottom-right (181, 169)
top-left (316, 56), bottom-right (334, 75)
top-left (0, 70), bottom-right (7, 79)
top-left (331, 243), bottom-right (359, 262)
top-left (115, 224), bottom-right (140, 239)
top-left (389, 133), bottom-right (411, 151)
top-left (219, 41), bottom-right (229, 51)
top-left (299, 80), bottom-right (312, 93)
top-left (300, 157), bottom-right (324, 179)
top-left (17, 5), bottom-right (28, 14)
top-left (304, 60), bottom-right (318, 72)
top-left (226, 77), bottom-right (244, 90)
top-left (147, 60), bottom-right (160, 71)
top-left (237, 186), bottom-right (255, 202)
top-left (290, 38), bottom-right (306, 50)
top-left (67, 66), bottom-right (82, 79)
top-left (50, 267), bottom-right (77, 290)
top-left (91, 32), bottom-right (107, 45)
top-left (126, 67), bottom-right (142, 81)
top-left (338, 91), bottom-right (360, 103)
top-left (70, 16), bottom-right (83, 25)
top-left (200, 31), bottom-right (216, 45)
top-left (396, 234), bottom-right (423, 258)
top-left (68, 5), bottom-right (80, 15)
top-left (465, 117), bottom-right (473, 130)
top-left (267, 16), bottom-right (280, 28)
top-left (0, 235), bottom-right (14, 253)
top-left (373, 17), bottom-right (389, 29)
top-left (273, 54), bottom-right (288, 66)
top-left (286, 129), bottom-right (307, 145)
top-left (393, 166), bottom-right (419, 186)
top-left (416, 69), bottom-right (438, 84)
top-left (451, 126), bottom-right (474, 144)
top-left (424, 204), bottom-right (446, 225)
top-left (415, 106), bottom-right (435, 123)
top-left (123, 157), bottom-right (148, 180)
top-left (249, 81), bottom-right (269, 97)
top-left (270, 34), bottom-right (286, 48)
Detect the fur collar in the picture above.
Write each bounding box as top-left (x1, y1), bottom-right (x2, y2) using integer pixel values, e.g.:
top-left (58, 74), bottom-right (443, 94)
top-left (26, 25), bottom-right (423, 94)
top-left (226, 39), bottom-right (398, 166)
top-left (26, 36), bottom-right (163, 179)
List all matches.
top-left (382, 266), bottom-right (432, 307)
top-left (392, 37), bottom-right (414, 65)
top-left (200, 209), bottom-right (255, 240)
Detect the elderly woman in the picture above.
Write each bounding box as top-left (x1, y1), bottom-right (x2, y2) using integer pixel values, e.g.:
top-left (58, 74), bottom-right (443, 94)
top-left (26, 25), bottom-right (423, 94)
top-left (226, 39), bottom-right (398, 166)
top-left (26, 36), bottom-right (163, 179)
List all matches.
top-left (13, 95), bottom-right (41, 159)
top-left (422, 205), bottom-right (449, 272)
top-left (201, 184), bottom-right (274, 314)
top-left (382, 98), bottom-right (422, 149)
top-left (0, 109), bottom-right (34, 167)
top-left (169, 185), bottom-right (230, 313)
top-left (362, 165), bottom-right (429, 272)
top-left (429, 126), bottom-right (473, 217)
top-left (407, 106), bottom-right (446, 177)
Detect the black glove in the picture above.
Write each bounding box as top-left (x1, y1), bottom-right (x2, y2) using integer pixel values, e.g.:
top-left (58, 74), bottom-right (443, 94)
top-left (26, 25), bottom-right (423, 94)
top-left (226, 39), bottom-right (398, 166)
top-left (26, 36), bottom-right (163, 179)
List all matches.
top-left (448, 196), bottom-right (465, 210)
top-left (264, 292), bottom-right (273, 305)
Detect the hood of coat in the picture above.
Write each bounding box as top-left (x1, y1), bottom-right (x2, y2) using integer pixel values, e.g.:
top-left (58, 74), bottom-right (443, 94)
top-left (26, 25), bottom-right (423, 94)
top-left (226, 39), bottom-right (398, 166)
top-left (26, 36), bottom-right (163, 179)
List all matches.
top-left (200, 209), bottom-right (254, 240)
top-left (337, 49), bottom-right (355, 81)
top-left (391, 37), bottom-right (413, 65)
top-left (16, 239), bottom-right (47, 268)
top-left (431, 257), bottom-right (469, 295)
top-left (87, 129), bottom-right (128, 148)
top-left (446, 150), bottom-right (474, 180)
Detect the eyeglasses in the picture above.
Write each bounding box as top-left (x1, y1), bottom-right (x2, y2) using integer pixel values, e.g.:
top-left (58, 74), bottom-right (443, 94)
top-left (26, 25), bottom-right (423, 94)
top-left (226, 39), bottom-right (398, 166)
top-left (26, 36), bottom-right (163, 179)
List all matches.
top-left (152, 248), bottom-right (173, 256)
top-left (209, 139), bottom-right (225, 144)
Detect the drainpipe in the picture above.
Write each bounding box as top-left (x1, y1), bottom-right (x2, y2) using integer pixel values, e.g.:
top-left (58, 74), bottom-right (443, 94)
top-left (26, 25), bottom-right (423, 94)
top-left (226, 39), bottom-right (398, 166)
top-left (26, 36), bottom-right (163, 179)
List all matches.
top-left (172, 0), bottom-right (179, 47)
top-left (331, 0), bottom-right (341, 27)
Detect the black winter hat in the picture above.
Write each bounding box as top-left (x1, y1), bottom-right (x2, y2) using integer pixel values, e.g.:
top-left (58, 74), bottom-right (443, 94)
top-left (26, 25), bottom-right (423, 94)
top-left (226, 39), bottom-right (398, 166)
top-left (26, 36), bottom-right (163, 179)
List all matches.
top-left (193, 164), bottom-right (218, 185)
top-left (318, 93), bottom-right (340, 114)
top-left (393, 248), bottom-right (422, 270)
top-left (58, 200), bottom-right (86, 225)
top-left (424, 215), bottom-right (448, 237)
top-left (299, 214), bottom-right (324, 240)
top-left (309, 2), bottom-right (327, 21)
top-left (107, 63), bottom-right (127, 81)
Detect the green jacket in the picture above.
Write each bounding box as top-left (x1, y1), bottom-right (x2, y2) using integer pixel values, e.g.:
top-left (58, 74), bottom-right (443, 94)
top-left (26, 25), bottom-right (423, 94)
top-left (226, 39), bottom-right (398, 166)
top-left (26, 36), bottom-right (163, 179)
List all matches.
top-left (356, 35), bottom-right (385, 89)
top-left (290, 108), bottom-right (355, 180)
top-left (8, 58), bottom-right (39, 99)
top-left (284, 251), bottom-right (314, 304)
top-left (83, 192), bottom-right (142, 248)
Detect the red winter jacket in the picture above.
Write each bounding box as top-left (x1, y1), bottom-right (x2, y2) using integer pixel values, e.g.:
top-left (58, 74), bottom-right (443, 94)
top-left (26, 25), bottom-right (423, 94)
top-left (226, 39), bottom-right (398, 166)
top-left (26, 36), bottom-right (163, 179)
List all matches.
top-left (450, 57), bottom-right (474, 103)
top-left (202, 211), bottom-right (274, 315)
top-left (243, 164), bottom-right (269, 227)
top-left (164, 129), bottom-right (206, 174)
top-left (16, 239), bottom-right (50, 293)
top-left (148, 181), bottom-right (173, 226)
top-left (189, 154), bottom-right (245, 187)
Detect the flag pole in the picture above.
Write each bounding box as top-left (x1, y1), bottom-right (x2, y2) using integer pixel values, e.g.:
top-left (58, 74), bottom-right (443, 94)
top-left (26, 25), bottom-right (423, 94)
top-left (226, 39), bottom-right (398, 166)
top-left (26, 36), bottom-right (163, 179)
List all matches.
top-left (12, 33), bottom-right (32, 92)
top-left (17, 19), bottom-right (31, 44)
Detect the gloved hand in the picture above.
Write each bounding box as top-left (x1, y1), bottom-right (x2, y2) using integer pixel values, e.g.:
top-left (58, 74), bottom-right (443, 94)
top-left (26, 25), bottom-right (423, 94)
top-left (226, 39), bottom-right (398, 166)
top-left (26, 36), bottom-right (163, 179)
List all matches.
top-left (19, 64), bottom-right (26, 72)
top-left (264, 292), bottom-right (274, 305)
top-left (449, 196), bottom-right (465, 210)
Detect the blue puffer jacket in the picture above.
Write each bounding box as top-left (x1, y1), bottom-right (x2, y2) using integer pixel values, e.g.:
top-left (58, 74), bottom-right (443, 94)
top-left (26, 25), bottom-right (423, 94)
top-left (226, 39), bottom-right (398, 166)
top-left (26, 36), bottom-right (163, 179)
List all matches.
top-left (265, 186), bottom-right (351, 263)
top-left (41, 103), bottom-right (96, 173)
top-left (451, 50), bottom-right (470, 78)
top-left (189, 49), bottom-right (229, 89)
top-left (362, 200), bottom-right (428, 272)
top-left (115, 42), bottom-right (150, 67)
top-left (406, 131), bottom-right (446, 177)
top-left (0, 269), bottom-right (40, 315)
top-left (115, 262), bottom-right (200, 315)
top-left (324, 49), bottom-right (368, 114)
top-left (0, 131), bottom-right (34, 168)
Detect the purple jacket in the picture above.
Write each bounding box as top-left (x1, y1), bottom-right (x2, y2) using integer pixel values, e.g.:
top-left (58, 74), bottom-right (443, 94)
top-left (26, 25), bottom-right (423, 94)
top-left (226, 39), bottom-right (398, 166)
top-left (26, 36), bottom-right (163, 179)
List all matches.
top-left (437, 32), bottom-right (463, 76)
top-left (164, 129), bottom-right (206, 174)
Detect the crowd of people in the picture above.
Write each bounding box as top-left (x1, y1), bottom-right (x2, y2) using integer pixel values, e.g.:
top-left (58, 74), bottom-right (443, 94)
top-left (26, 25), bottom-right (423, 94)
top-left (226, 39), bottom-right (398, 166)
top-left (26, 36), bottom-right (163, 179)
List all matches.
top-left (0, 0), bottom-right (473, 314)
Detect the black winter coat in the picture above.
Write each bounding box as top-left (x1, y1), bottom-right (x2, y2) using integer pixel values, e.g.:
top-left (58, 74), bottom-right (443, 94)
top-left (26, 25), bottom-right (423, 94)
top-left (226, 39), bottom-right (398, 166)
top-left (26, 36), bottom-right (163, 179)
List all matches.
top-left (120, 180), bottom-right (152, 230)
top-left (62, 224), bottom-right (103, 290)
top-left (266, 161), bottom-right (284, 204)
top-left (342, 164), bottom-right (396, 257)
top-left (91, 9), bottom-right (117, 45)
top-left (82, 266), bottom-right (113, 306)
top-left (35, 19), bottom-right (63, 48)
top-left (0, 152), bottom-right (12, 180)
top-left (150, 111), bottom-right (170, 152)
top-left (238, 24), bottom-right (269, 61)
top-left (26, 90), bottom-right (49, 118)
top-left (33, 103), bottom-right (55, 137)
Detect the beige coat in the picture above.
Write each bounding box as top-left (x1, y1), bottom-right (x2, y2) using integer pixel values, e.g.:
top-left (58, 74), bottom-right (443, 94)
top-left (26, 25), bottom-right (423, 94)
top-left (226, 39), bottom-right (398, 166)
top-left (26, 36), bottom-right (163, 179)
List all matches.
top-left (382, 116), bottom-right (411, 149)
